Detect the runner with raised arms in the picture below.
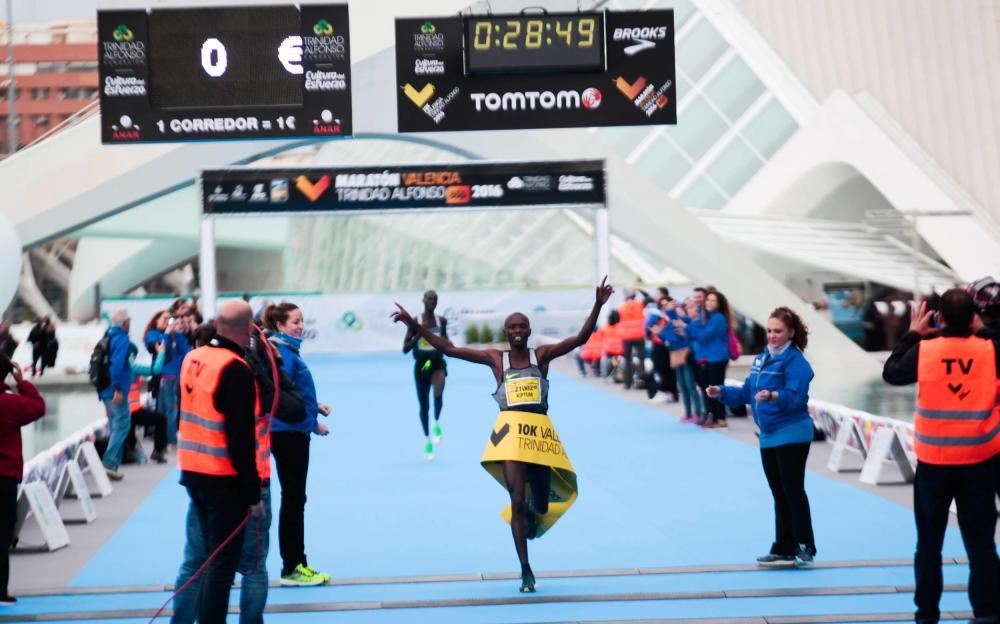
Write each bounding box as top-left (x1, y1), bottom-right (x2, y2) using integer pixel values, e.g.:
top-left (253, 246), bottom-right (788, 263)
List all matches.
top-left (392, 277), bottom-right (614, 593)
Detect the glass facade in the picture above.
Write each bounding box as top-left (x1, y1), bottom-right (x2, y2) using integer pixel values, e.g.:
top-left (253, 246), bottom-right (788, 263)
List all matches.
top-left (599, 0), bottom-right (800, 210)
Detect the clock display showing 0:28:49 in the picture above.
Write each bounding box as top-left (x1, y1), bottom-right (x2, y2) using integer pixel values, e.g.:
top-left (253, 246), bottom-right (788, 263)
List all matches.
top-left (470, 16), bottom-right (599, 51)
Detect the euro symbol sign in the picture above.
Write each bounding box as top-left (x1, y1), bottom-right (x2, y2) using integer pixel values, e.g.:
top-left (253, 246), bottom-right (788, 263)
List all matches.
top-left (278, 36), bottom-right (304, 75)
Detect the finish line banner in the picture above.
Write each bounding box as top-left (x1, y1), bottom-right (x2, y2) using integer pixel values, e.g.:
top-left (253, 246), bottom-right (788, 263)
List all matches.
top-left (201, 160), bottom-right (605, 214)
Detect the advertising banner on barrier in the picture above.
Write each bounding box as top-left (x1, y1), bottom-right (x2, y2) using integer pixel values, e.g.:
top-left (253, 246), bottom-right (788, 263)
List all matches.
top-left (98, 4), bottom-right (352, 143)
top-left (395, 10), bottom-right (676, 132)
top-left (103, 289), bottom-right (595, 355)
top-left (200, 160), bottom-right (606, 215)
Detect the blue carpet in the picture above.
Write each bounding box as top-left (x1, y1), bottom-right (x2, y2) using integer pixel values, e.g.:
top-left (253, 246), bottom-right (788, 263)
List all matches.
top-left (60, 352), bottom-right (969, 616)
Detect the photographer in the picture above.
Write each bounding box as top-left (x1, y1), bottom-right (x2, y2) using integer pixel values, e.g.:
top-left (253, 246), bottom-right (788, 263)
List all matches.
top-left (0, 354), bottom-right (46, 605)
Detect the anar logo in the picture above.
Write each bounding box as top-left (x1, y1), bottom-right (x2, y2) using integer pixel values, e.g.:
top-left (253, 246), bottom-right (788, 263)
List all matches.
top-left (403, 83), bottom-right (435, 108)
top-left (295, 175), bottom-right (331, 202)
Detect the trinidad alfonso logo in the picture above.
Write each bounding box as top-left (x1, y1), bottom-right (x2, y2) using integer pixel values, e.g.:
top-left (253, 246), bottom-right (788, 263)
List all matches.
top-left (313, 19), bottom-right (334, 36)
top-left (403, 83), bottom-right (435, 108)
top-left (113, 24), bottom-right (134, 41)
top-left (420, 21), bottom-right (436, 34)
top-left (295, 175), bottom-right (331, 202)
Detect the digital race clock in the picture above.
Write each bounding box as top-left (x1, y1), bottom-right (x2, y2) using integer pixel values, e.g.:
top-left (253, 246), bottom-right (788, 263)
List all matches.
top-left (463, 13), bottom-right (605, 74)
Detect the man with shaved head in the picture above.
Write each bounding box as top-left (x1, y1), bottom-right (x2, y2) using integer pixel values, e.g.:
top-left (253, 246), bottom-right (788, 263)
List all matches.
top-left (176, 300), bottom-right (263, 623)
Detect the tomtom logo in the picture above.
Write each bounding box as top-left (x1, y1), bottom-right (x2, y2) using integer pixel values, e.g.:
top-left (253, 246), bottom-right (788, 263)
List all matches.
top-left (612, 26), bottom-right (669, 55)
top-left (470, 90), bottom-right (600, 112)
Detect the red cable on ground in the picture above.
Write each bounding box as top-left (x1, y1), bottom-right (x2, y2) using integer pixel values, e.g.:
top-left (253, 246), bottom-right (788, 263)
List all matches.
top-left (148, 326), bottom-right (282, 622)
top-left (147, 511), bottom-right (251, 622)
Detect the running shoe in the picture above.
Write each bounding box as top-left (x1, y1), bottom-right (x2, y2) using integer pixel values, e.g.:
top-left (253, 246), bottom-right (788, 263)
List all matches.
top-left (519, 570), bottom-right (536, 593)
top-left (756, 554), bottom-right (795, 568)
top-left (0, 595), bottom-right (16, 606)
top-left (303, 565), bottom-right (331, 583)
top-left (433, 423), bottom-right (442, 444)
top-left (425, 439), bottom-right (434, 461)
top-left (794, 544), bottom-right (815, 567)
top-left (280, 564), bottom-right (325, 586)
top-left (104, 467), bottom-right (124, 481)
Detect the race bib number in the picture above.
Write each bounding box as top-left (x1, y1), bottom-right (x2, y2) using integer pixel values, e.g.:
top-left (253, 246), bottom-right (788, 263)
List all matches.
top-left (506, 378), bottom-right (541, 405)
top-left (417, 337), bottom-right (433, 351)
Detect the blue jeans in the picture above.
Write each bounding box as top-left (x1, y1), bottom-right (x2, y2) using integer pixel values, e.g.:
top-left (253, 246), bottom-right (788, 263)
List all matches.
top-left (101, 397), bottom-right (132, 471)
top-left (159, 377), bottom-right (179, 444)
top-left (172, 486), bottom-right (271, 624)
top-left (676, 364), bottom-right (703, 417)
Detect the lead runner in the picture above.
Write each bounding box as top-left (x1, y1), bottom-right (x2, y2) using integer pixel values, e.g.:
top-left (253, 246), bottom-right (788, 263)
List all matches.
top-left (392, 277), bottom-right (614, 593)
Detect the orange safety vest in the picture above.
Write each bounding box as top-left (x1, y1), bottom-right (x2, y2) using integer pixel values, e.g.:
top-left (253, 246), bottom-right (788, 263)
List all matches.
top-left (178, 346), bottom-right (267, 479)
top-left (128, 376), bottom-right (143, 414)
top-left (602, 324), bottom-right (624, 357)
top-left (914, 336), bottom-right (1000, 465)
top-left (581, 328), bottom-right (604, 361)
top-left (618, 299), bottom-right (646, 341)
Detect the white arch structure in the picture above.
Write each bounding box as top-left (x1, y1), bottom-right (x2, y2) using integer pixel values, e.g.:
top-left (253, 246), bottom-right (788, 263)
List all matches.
top-left (7, 0), bottom-right (1000, 381)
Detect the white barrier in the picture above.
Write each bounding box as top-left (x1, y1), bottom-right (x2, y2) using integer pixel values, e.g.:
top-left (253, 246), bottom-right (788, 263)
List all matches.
top-left (859, 427), bottom-right (915, 485)
top-left (13, 482), bottom-right (70, 552)
top-left (23, 418), bottom-right (108, 490)
top-left (826, 419), bottom-right (868, 473)
top-left (73, 441), bottom-right (113, 498)
top-left (53, 459), bottom-right (98, 524)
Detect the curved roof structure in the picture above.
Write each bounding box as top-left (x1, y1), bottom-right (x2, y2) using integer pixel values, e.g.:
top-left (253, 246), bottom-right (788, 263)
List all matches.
top-left (5, 0), bottom-right (1000, 378)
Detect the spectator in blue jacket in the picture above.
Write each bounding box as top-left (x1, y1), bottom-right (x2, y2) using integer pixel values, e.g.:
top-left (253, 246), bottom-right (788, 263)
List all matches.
top-left (662, 299), bottom-right (703, 422)
top-left (100, 308), bottom-right (135, 481)
top-left (678, 290), bottom-right (733, 428)
top-left (707, 306), bottom-right (816, 567)
top-left (264, 303), bottom-right (332, 587)
top-left (159, 312), bottom-right (191, 447)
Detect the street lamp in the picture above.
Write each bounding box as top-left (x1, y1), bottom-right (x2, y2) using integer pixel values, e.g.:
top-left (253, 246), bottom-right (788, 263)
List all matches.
top-left (4, 0), bottom-right (16, 155)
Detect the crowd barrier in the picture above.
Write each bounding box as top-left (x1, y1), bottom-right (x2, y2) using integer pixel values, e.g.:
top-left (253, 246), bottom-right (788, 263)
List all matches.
top-left (16, 418), bottom-right (110, 552)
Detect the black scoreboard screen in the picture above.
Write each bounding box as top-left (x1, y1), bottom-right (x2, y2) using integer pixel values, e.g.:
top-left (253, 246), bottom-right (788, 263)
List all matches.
top-left (98, 3), bottom-right (352, 143)
top-left (464, 14), bottom-right (605, 74)
top-left (396, 10), bottom-right (676, 133)
top-left (149, 7), bottom-right (302, 109)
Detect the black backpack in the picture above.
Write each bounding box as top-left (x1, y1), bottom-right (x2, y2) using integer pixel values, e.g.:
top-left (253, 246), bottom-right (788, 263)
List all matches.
top-left (89, 332), bottom-right (112, 392)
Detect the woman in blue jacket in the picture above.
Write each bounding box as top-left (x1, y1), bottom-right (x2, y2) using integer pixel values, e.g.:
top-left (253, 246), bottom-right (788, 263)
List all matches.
top-left (264, 303), bottom-right (332, 587)
top-left (707, 306), bottom-right (816, 567)
top-left (661, 300), bottom-right (703, 422)
top-left (679, 291), bottom-right (732, 428)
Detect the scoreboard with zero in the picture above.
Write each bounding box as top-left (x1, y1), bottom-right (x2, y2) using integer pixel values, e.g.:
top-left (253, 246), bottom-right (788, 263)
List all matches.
top-left (98, 4), bottom-right (352, 143)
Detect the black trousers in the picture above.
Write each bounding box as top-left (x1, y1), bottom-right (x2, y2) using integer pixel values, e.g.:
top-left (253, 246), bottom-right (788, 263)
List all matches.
top-left (186, 484), bottom-right (248, 624)
top-left (31, 347), bottom-right (48, 376)
top-left (622, 340), bottom-right (645, 389)
top-left (650, 343), bottom-right (678, 397)
top-left (271, 430), bottom-right (311, 575)
top-left (696, 361), bottom-right (729, 422)
top-left (126, 407), bottom-right (167, 453)
top-left (0, 477), bottom-right (17, 597)
top-left (913, 459), bottom-right (1000, 622)
top-left (760, 442), bottom-right (816, 556)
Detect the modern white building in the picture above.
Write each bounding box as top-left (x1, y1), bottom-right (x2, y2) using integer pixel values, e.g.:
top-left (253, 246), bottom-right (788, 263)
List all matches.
top-left (2, 0), bottom-right (999, 375)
